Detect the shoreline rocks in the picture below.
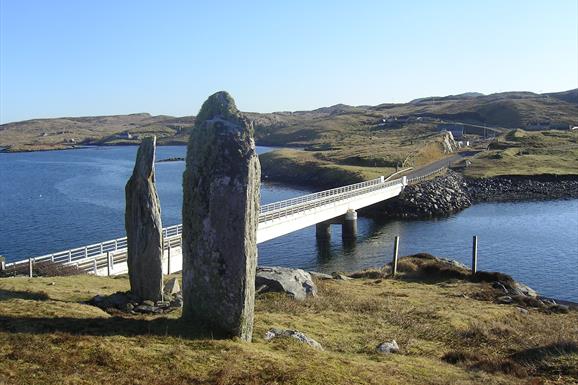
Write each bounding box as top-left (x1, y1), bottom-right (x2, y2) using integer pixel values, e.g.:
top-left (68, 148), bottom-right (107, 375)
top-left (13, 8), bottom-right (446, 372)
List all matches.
top-left (364, 170), bottom-right (472, 219)
top-left (364, 170), bottom-right (578, 219)
top-left (465, 174), bottom-right (578, 202)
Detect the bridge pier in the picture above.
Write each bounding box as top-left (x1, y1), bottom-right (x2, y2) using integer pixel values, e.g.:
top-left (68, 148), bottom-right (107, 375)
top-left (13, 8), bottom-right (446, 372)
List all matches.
top-left (315, 221), bottom-right (332, 240)
top-left (342, 209), bottom-right (357, 241)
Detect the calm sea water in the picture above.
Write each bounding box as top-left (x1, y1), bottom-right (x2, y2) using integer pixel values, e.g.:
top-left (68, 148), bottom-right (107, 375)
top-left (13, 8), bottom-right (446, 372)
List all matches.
top-left (0, 146), bottom-right (577, 301)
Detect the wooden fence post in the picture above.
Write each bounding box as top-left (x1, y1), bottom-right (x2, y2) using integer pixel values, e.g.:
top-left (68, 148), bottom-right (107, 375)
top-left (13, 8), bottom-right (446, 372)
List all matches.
top-left (472, 236), bottom-right (478, 275)
top-left (392, 236), bottom-right (399, 276)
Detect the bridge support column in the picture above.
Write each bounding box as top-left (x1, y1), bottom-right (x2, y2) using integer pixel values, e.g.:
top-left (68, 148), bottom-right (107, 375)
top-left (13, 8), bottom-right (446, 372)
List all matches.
top-left (316, 221), bottom-right (331, 240)
top-left (342, 209), bottom-right (357, 241)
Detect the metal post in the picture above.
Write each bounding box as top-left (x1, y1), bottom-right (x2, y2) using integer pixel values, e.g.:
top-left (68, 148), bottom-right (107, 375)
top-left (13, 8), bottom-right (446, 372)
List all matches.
top-left (167, 245), bottom-right (171, 275)
top-left (50, 254), bottom-right (54, 262)
top-left (472, 236), bottom-right (478, 275)
top-left (100, 243), bottom-right (103, 255)
top-left (107, 252), bottom-right (111, 276)
top-left (93, 257), bottom-right (97, 275)
top-left (29, 258), bottom-right (33, 278)
top-left (392, 236), bottom-right (399, 276)
top-left (0, 256), bottom-right (5, 272)
top-left (84, 246), bottom-right (88, 259)
top-left (114, 240), bottom-right (118, 250)
top-left (68, 250), bottom-right (72, 262)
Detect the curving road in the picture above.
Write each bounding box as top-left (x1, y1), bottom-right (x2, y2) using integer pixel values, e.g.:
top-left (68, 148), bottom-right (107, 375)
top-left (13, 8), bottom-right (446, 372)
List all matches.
top-left (406, 151), bottom-right (479, 180)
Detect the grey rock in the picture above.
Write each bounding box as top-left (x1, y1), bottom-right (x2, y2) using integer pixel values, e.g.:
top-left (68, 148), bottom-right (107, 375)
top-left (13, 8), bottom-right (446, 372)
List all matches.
top-left (377, 340), bottom-right (400, 354)
top-left (182, 92), bottom-right (260, 342)
top-left (492, 281), bottom-right (509, 294)
top-left (142, 300), bottom-right (155, 306)
top-left (438, 257), bottom-right (468, 270)
top-left (134, 304), bottom-right (158, 313)
top-left (549, 304), bottom-right (570, 314)
top-left (256, 267), bottom-right (317, 301)
top-left (170, 297), bottom-right (183, 308)
top-left (511, 281), bottom-right (538, 298)
top-left (264, 328), bottom-right (323, 351)
top-left (516, 307), bottom-right (528, 315)
top-left (497, 295), bottom-right (513, 304)
top-left (308, 271), bottom-right (333, 280)
top-left (331, 273), bottom-right (352, 280)
top-left (164, 277), bottom-right (181, 296)
top-left (125, 136), bottom-right (163, 302)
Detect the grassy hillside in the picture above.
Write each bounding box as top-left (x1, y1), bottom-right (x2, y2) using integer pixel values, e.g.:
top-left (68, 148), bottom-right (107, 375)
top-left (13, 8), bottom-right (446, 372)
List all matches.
top-left (1, 89), bottom-right (576, 153)
top-left (260, 124), bottom-right (456, 188)
top-left (464, 129), bottom-right (578, 178)
top-left (0, 114), bottom-right (194, 152)
top-left (0, 262), bottom-right (576, 385)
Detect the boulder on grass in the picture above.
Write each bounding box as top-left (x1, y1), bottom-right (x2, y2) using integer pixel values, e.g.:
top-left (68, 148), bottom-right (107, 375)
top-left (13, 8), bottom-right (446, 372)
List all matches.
top-left (256, 267), bottom-right (317, 300)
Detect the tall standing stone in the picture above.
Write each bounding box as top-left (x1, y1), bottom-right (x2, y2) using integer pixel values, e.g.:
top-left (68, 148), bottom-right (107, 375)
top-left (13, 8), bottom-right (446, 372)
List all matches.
top-left (125, 136), bottom-right (163, 302)
top-left (182, 91), bottom-right (260, 341)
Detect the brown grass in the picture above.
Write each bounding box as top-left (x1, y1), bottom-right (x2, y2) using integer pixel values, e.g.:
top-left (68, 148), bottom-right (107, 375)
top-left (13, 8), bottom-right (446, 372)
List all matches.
top-left (0, 273), bottom-right (576, 384)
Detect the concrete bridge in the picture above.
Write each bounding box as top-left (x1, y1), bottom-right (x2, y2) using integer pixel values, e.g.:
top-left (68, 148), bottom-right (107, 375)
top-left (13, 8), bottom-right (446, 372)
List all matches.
top-left (2, 167), bottom-right (445, 277)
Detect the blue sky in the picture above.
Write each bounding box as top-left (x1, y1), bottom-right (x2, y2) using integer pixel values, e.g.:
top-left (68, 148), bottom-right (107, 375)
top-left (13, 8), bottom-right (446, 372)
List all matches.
top-left (0, 0), bottom-right (576, 123)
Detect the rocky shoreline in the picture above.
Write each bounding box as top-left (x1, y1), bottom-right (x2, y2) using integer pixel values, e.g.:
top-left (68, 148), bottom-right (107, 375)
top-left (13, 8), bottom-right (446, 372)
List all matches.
top-left (364, 170), bottom-right (578, 219)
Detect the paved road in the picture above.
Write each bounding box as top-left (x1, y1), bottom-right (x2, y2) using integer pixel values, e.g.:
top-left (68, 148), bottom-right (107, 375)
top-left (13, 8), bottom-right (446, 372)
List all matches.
top-left (407, 151), bottom-right (479, 180)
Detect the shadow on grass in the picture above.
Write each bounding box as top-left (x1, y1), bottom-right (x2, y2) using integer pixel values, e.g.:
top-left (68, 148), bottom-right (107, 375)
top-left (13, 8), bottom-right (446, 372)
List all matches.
top-left (443, 341), bottom-right (578, 378)
top-left (510, 341), bottom-right (578, 363)
top-left (0, 314), bottom-right (234, 340)
top-left (0, 289), bottom-right (50, 302)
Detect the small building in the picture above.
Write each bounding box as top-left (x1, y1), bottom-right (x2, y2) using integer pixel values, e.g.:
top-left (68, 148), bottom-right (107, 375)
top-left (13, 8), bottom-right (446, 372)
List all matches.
top-left (115, 132), bottom-right (133, 139)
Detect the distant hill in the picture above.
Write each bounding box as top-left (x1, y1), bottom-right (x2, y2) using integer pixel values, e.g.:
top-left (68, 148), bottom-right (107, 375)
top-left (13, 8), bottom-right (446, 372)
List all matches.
top-left (543, 89), bottom-right (578, 104)
top-left (1, 89), bottom-right (576, 151)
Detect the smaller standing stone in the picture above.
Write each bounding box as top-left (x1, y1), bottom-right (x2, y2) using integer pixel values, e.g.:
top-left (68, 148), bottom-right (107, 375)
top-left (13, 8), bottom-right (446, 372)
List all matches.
top-left (125, 136), bottom-right (164, 302)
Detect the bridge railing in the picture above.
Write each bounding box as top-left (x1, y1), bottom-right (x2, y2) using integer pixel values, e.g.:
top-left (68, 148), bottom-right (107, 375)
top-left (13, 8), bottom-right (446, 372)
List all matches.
top-left (407, 165), bottom-right (447, 185)
top-left (3, 224), bottom-right (182, 271)
top-left (261, 177), bottom-right (383, 214)
top-left (259, 177), bottom-right (403, 222)
top-left (4, 177), bottom-right (403, 272)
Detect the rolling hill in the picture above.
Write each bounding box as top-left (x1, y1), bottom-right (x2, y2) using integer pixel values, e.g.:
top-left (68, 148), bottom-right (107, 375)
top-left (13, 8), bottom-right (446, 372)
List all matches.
top-left (1, 89), bottom-right (576, 152)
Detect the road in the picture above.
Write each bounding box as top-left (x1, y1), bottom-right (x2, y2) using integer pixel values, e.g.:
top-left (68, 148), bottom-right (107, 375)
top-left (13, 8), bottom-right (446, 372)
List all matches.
top-left (407, 151), bottom-right (479, 180)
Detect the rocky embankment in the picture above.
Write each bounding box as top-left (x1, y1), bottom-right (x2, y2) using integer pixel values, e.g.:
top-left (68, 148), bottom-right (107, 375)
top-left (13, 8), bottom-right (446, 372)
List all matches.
top-left (465, 174), bottom-right (578, 202)
top-left (367, 171), bottom-right (472, 218)
top-left (367, 170), bottom-right (578, 218)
